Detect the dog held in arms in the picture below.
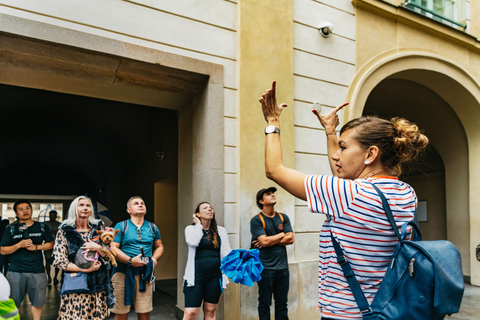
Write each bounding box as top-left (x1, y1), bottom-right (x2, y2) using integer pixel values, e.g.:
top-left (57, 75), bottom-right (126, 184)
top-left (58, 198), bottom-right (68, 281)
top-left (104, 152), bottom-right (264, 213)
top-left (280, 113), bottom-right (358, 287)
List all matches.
top-left (75, 227), bottom-right (120, 268)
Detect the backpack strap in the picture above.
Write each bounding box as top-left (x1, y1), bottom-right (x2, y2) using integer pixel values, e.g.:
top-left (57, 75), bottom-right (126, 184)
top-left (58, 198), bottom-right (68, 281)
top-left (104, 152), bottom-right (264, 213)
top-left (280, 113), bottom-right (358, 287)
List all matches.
top-left (257, 212), bottom-right (284, 230)
top-left (148, 221), bottom-right (156, 238)
top-left (257, 213), bottom-right (266, 230)
top-left (120, 220), bottom-right (128, 244)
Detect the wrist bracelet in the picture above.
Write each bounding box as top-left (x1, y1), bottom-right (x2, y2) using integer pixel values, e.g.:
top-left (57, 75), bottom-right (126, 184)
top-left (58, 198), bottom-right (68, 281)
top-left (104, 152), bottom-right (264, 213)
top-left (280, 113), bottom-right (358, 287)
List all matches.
top-left (34, 245), bottom-right (37, 252)
top-left (326, 132), bottom-right (336, 136)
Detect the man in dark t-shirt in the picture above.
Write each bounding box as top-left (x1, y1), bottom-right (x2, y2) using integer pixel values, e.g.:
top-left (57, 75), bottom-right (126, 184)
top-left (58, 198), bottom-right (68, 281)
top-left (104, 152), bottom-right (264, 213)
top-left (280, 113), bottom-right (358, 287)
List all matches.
top-left (250, 187), bottom-right (294, 320)
top-left (0, 200), bottom-right (53, 320)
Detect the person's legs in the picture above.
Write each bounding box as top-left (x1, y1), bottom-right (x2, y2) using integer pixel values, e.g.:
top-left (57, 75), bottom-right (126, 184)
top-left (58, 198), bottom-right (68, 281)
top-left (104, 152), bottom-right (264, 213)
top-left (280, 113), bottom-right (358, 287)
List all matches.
top-left (203, 302), bottom-right (218, 320)
top-left (53, 267), bottom-right (60, 285)
top-left (137, 312), bottom-right (150, 320)
top-left (31, 306), bottom-right (43, 320)
top-left (182, 308), bottom-right (201, 320)
top-left (114, 313), bottom-right (128, 320)
top-left (272, 269), bottom-right (289, 320)
top-left (257, 269), bottom-right (274, 320)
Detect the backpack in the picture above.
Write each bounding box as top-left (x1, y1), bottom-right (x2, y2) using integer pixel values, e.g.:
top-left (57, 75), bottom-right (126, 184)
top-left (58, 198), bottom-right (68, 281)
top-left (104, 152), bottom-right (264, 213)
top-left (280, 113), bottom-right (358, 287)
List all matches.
top-left (331, 183), bottom-right (464, 320)
top-left (0, 299), bottom-right (20, 320)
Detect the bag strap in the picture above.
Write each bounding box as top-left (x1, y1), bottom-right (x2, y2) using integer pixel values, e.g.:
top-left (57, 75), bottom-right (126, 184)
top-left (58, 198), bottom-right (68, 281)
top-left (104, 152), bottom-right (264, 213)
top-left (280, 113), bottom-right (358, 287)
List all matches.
top-left (330, 233), bottom-right (372, 315)
top-left (370, 183), bottom-right (401, 240)
top-left (257, 212), bottom-right (284, 230)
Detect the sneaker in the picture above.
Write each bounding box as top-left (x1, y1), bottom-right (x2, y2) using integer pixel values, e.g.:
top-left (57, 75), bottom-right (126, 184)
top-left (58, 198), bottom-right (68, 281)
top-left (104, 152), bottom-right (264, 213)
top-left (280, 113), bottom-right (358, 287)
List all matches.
top-left (54, 279), bottom-right (59, 286)
top-left (47, 278), bottom-right (52, 286)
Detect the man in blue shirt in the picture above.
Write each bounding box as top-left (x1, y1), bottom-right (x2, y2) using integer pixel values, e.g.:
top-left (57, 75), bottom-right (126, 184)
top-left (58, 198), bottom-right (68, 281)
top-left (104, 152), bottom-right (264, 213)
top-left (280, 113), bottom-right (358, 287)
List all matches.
top-left (0, 200), bottom-right (53, 320)
top-left (111, 196), bottom-right (164, 320)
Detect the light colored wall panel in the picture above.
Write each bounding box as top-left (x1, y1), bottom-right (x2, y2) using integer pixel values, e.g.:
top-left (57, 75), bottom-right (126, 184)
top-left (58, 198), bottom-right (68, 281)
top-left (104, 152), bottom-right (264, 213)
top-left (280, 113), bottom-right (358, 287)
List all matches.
top-left (127, 0), bottom-right (237, 30)
top-left (294, 50), bottom-right (355, 86)
top-left (224, 88), bottom-right (237, 117)
top-left (315, 0), bottom-right (355, 14)
top-left (0, 0), bottom-right (237, 59)
top-left (294, 0), bottom-right (355, 39)
top-left (295, 206), bottom-right (326, 232)
top-left (294, 101), bottom-right (344, 129)
top-left (294, 76), bottom-right (349, 107)
top-left (294, 232), bottom-right (320, 260)
top-left (224, 146), bottom-right (237, 173)
top-left (224, 173), bottom-right (237, 203)
top-left (295, 153), bottom-right (330, 176)
top-left (224, 203), bottom-right (238, 234)
top-left (294, 127), bottom-right (327, 155)
top-left (224, 118), bottom-right (237, 147)
top-left (294, 23), bottom-right (355, 64)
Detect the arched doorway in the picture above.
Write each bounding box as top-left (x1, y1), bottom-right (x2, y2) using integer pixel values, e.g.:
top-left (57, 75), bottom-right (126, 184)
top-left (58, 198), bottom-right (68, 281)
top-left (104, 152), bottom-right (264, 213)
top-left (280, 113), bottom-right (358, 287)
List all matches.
top-left (346, 52), bottom-right (480, 284)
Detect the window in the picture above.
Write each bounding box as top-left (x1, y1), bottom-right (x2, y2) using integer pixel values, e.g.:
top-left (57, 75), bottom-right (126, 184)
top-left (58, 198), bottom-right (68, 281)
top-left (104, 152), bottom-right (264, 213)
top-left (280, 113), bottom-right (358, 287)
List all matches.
top-left (405, 0), bottom-right (467, 30)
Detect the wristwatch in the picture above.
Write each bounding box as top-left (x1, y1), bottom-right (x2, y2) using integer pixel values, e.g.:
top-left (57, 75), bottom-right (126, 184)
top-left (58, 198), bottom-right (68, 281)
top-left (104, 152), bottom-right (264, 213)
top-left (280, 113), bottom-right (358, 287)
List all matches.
top-left (265, 125), bottom-right (280, 135)
top-left (127, 257), bottom-right (132, 265)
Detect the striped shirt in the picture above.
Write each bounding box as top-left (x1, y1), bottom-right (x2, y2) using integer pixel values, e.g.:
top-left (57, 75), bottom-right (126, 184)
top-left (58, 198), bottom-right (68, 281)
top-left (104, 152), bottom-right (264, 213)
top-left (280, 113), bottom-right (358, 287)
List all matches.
top-left (304, 175), bottom-right (416, 319)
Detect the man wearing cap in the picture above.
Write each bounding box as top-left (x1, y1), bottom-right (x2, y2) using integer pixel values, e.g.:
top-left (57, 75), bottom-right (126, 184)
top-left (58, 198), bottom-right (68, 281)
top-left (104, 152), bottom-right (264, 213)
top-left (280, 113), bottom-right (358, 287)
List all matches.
top-left (250, 187), bottom-right (294, 320)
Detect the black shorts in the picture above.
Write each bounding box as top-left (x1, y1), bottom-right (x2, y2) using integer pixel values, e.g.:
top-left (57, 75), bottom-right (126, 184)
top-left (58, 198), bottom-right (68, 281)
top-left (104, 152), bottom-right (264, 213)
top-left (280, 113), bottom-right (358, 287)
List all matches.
top-left (183, 275), bottom-right (222, 308)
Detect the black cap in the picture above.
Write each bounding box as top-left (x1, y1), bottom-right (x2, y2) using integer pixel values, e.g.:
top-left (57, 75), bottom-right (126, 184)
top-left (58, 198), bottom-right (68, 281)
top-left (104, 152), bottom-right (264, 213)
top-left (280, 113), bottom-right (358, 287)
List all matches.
top-left (256, 187), bottom-right (277, 208)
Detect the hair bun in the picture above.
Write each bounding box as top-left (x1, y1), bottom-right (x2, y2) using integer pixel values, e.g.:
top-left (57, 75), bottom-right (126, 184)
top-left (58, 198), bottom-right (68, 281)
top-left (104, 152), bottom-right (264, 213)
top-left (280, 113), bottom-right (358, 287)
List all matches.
top-left (391, 117), bottom-right (429, 164)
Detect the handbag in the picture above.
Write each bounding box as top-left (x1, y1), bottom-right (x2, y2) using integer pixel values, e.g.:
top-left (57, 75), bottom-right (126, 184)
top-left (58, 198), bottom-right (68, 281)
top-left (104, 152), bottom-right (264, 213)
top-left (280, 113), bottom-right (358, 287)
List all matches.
top-left (59, 272), bottom-right (89, 295)
top-left (330, 182), bottom-right (464, 319)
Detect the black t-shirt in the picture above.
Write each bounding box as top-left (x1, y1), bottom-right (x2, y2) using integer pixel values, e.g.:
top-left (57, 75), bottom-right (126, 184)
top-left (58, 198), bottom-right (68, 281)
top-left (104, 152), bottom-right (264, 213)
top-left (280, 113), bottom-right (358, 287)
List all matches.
top-left (194, 230), bottom-right (221, 279)
top-left (0, 221), bottom-right (53, 273)
top-left (250, 212), bottom-right (292, 270)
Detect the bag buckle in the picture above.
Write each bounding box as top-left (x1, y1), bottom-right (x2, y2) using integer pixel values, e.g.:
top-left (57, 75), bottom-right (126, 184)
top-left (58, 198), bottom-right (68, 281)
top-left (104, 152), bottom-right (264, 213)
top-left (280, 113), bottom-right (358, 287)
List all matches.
top-left (361, 307), bottom-right (373, 315)
top-left (337, 255), bottom-right (348, 266)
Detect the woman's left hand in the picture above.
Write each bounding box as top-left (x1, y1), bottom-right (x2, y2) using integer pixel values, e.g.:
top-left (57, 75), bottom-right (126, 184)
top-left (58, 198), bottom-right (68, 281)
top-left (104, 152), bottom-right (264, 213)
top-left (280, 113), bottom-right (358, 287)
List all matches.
top-left (259, 81), bottom-right (287, 124)
top-left (81, 240), bottom-right (102, 252)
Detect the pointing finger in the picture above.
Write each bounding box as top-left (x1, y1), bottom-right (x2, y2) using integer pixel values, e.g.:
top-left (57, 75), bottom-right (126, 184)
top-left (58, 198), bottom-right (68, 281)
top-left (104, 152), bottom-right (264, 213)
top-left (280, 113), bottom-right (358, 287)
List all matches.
top-left (333, 102), bottom-right (349, 113)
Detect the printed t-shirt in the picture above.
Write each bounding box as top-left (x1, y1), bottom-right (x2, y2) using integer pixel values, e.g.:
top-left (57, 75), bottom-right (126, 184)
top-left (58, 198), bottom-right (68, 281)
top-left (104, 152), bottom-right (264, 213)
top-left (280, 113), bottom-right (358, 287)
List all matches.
top-left (250, 212), bottom-right (292, 270)
top-left (113, 219), bottom-right (161, 258)
top-left (0, 221), bottom-right (53, 273)
top-left (304, 175), bottom-right (416, 320)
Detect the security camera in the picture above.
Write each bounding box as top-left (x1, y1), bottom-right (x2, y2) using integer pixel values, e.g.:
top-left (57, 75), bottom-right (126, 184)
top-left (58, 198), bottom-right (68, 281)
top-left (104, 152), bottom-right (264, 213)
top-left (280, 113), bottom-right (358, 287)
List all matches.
top-left (318, 22), bottom-right (333, 38)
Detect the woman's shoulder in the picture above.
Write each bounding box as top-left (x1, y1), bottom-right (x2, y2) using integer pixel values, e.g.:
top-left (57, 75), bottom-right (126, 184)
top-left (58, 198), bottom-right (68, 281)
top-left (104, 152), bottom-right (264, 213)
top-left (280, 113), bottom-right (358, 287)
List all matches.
top-left (217, 226), bottom-right (228, 235)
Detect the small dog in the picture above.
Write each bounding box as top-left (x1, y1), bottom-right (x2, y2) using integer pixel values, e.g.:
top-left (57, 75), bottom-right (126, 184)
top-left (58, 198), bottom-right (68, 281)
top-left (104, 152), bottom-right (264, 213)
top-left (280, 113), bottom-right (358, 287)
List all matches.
top-left (75, 227), bottom-right (120, 269)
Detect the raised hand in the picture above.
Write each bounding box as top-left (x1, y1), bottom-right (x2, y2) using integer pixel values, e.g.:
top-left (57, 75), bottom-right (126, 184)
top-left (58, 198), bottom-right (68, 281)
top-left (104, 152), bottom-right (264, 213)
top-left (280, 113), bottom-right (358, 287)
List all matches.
top-left (259, 81), bottom-right (287, 124)
top-left (312, 102), bottom-right (349, 134)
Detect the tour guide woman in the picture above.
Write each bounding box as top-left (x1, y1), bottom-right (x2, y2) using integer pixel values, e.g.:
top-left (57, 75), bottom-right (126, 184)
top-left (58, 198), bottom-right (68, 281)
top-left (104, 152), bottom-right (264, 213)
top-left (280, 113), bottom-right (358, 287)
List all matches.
top-left (53, 196), bottom-right (111, 320)
top-left (259, 81), bottom-right (428, 320)
top-left (183, 202), bottom-right (232, 320)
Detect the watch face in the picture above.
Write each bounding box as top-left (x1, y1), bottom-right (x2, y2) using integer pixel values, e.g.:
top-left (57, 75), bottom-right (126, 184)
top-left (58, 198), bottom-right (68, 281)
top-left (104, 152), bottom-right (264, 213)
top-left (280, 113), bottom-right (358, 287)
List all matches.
top-left (266, 126), bottom-right (274, 133)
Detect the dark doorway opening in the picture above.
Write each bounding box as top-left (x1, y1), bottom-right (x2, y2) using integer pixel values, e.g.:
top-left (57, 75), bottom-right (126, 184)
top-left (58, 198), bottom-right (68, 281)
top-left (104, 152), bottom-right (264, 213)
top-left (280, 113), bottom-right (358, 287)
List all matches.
top-left (0, 83), bottom-right (178, 223)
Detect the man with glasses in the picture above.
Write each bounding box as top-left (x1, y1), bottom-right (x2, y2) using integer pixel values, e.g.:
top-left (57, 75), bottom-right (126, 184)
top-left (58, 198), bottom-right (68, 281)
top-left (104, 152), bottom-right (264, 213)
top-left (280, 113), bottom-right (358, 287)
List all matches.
top-left (0, 200), bottom-right (54, 320)
top-left (110, 196), bottom-right (164, 320)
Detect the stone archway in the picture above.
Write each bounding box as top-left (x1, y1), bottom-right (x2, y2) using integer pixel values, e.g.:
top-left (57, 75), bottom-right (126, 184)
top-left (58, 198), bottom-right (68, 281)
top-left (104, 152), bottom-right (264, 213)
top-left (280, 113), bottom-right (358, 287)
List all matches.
top-left (346, 51), bottom-right (480, 284)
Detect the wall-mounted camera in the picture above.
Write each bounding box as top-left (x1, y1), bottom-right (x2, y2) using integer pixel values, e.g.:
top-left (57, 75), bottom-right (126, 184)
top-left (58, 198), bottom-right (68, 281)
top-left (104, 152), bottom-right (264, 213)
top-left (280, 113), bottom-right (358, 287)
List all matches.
top-left (318, 22), bottom-right (333, 38)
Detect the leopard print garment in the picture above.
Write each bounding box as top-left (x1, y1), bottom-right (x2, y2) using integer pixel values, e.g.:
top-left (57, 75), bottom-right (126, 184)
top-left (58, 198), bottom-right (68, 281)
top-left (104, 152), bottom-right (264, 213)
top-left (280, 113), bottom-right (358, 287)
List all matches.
top-left (58, 291), bottom-right (109, 320)
top-left (53, 230), bottom-right (109, 320)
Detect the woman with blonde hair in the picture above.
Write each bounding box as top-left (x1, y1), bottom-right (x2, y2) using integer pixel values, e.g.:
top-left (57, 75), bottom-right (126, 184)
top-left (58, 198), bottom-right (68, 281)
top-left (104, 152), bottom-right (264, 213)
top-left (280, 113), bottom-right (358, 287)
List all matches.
top-left (53, 196), bottom-right (111, 320)
top-left (259, 81), bottom-right (428, 320)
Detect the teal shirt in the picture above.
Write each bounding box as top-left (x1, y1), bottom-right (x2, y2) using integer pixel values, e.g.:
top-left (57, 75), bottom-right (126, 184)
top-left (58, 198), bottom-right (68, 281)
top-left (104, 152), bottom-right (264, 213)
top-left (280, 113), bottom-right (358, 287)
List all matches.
top-left (112, 220), bottom-right (161, 258)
